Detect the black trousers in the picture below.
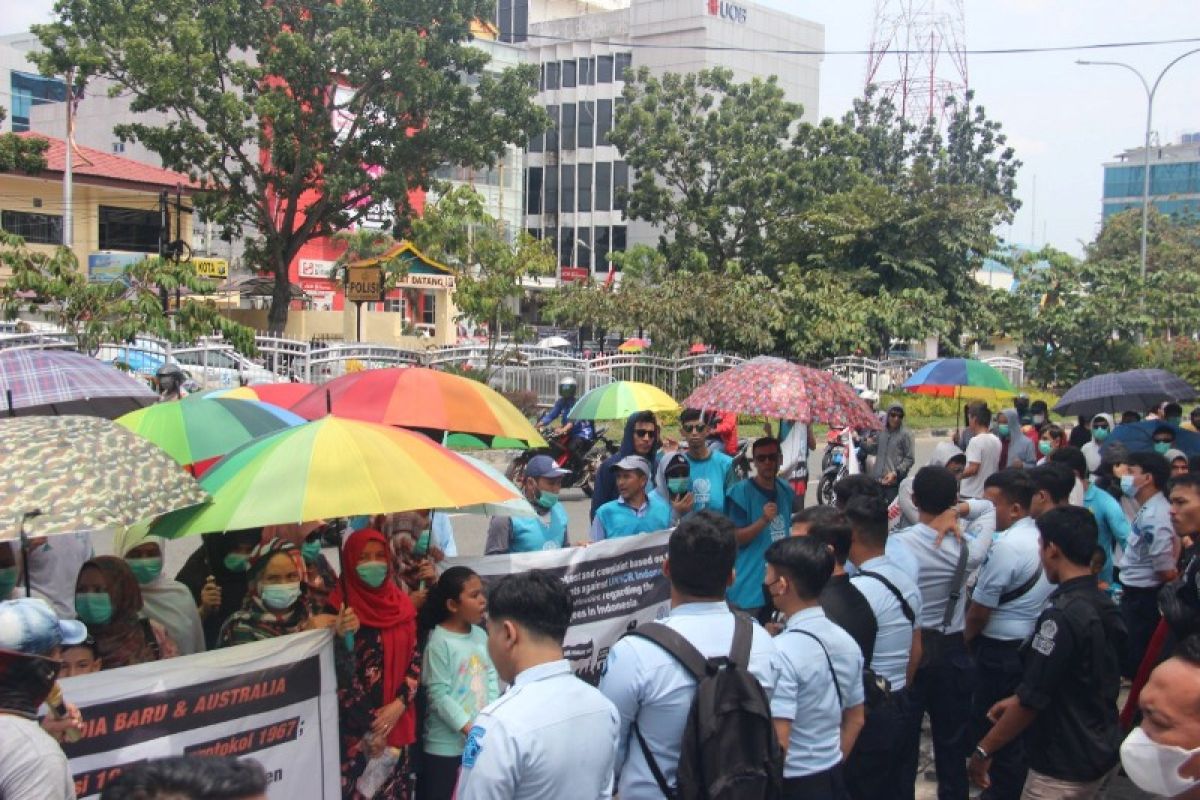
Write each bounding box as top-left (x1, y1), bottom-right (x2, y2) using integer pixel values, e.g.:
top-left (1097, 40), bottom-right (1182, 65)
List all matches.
top-left (971, 636), bottom-right (1027, 800)
top-left (783, 764), bottom-right (848, 800)
top-left (1120, 584), bottom-right (1162, 679)
top-left (903, 633), bottom-right (976, 800)
top-left (844, 688), bottom-right (914, 800)
top-left (417, 752), bottom-right (461, 800)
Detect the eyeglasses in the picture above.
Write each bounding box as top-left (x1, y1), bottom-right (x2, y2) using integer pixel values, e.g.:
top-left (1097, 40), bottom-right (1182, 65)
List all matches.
top-left (754, 452), bottom-right (781, 462)
top-left (681, 424), bottom-right (707, 433)
top-left (633, 429), bottom-right (657, 439)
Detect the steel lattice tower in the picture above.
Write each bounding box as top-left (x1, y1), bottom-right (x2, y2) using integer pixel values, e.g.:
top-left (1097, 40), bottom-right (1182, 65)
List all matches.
top-left (865, 0), bottom-right (968, 129)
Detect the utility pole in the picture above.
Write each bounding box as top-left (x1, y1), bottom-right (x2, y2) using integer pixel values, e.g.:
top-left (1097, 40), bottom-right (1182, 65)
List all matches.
top-left (62, 67), bottom-right (75, 249)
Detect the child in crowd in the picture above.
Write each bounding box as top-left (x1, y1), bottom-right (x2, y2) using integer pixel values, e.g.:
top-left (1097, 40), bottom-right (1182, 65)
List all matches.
top-left (59, 637), bottom-right (102, 678)
top-left (417, 567), bottom-right (498, 800)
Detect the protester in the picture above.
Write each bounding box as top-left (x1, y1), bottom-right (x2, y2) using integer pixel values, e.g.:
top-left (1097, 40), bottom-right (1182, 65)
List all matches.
top-left (802, 509), bottom-right (880, 664)
top-left (678, 407), bottom-right (734, 513)
top-left (176, 529), bottom-right (263, 650)
top-left (76, 555), bottom-right (177, 668)
top-left (778, 417), bottom-right (818, 509)
top-left (117, 531), bottom-right (205, 656)
top-left (1170, 474), bottom-right (1200, 571)
top-left (591, 455), bottom-right (672, 542)
top-left (24, 530), bottom-right (94, 618)
top-left (996, 408), bottom-right (1037, 469)
top-left (300, 524), bottom-right (340, 612)
top-left (600, 511), bottom-right (778, 799)
top-left (98, 755), bottom-right (269, 800)
top-left (1036, 423), bottom-right (1067, 464)
top-left (591, 411), bottom-right (661, 520)
top-left (864, 403), bottom-right (914, 502)
top-left (384, 510), bottom-right (443, 612)
top-left (1027, 462), bottom-right (1075, 517)
top-left (843, 494), bottom-right (923, 800)
top-left (1013, 394), bottom-right (1032, 427)
top-left (1168, 448), bottom-right (1191, 477)
top-left (457, 571), bottom-right (619, 799)
top-left (1119, 451), bottom-right (1179, 678)
top-left (1164, 402), bottom-right (1186, 427)
top-left (765, 535), bottom-right (865, 799)
top-left (893, 466), bottom-right (985, 800)
top-left (968, 506), bottom-right (1125, 799)
top-left (961, 403), bottom-right (1003, 500)
top-left (486, 455), bottom-right (571, 553)
top-left (894, 442), bottom-right (965, 529)
top-left (967, 468), bottom-right (1054, 800)
top-left (328, 528), bottom-right (418, 799)
top-left (834, 472), bottom-right (919, 577)
top-left (1027, 400), bottom-right (1050, 441)
top-left (1068, 414), bottom-right (1093, 449)
top-left (1081, 413), bottom-right (1113, 474)
top-left (726, 437), bottom-right (796, 615)
top-left (58, 636), bottom-right (102, 678)
top-left (0, 598), bottom-right (85, 800)
top-left (1185, 407), bottom-right (1200, 433)
top-left (418, 567), bottom-right (498, 800)
top-left (1049, 447), bottom-right (1129, 589)
top-left (1154, 424), bottom-right (1179, 454)
top-left (1121, 410), bottom-right (1143, 426)
top-left (655, 450), bottom-right (695, 523)
top-left (1119, 635), bottom-right (1200, 798)
top-left (709, 409), bottom-right (740, 455)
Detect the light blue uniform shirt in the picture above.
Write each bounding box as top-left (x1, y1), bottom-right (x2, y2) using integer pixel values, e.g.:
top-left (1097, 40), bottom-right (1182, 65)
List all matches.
top-left (432, 511), bottom-right (457, 557)
top-left (599, 602), bottom-right (779, 799)
top-left (510, 503), bottom-right (569, 552)
top-left (772, 607), bottom-right (865, 778)
top-left (848, 536), bottom-right (921, 579)
top-left (892, 522), bottom-right (989, 633)
top-left (1084, 483), bottom-right (1131, 586)
top-left (590, 493), bottom-right (673, 542)
top-left (726, 478), bottom-right (795, 609)
top-left (970, 516), bottom-right (1054, 641)
top-left (849, 555), bottom-right (923, 689)
top-left (457, 659), bottom-right (619, 800)
top-left (1119, 493), bottom-right (1177, 587)
top-left (684, 450), bottom-right (734, 513)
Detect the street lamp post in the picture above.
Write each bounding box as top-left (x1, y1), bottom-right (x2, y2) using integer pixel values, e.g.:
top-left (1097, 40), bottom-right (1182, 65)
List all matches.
top-left (1077, 48), bottom-right (1200, 282)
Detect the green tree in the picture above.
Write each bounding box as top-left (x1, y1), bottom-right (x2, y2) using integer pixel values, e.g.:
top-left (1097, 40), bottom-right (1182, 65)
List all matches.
top-left (0, 230), bottom-right (255, 355)
top-left (1088, 208), bottom-right (1200, 276)
top-left (0, 107), bottom-right (48, 174)
top-left (33, 0), bottom-right (545, 333)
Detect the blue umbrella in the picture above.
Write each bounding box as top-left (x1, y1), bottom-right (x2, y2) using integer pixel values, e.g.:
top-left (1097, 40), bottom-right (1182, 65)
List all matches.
top-left (1106, 420), bottom-right (1200, 459)
top-left (1054, 369), bottom-right (1197, 418)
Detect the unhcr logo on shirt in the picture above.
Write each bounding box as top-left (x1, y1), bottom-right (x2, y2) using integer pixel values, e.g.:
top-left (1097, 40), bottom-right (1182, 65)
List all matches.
top-left (707, 0), bottom-right (748, 24)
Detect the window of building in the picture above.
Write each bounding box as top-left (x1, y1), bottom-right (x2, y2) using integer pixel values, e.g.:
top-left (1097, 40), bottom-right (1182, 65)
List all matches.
top-left (595, 162), bottom-right (612, 212)
top-left (597, 99), bottom-right (613, 146)
top-left (578, 164), bottom-right (593, 212)
top-left (595, 226), bottom-right (610, 271)
top-left (545, 104), bottom-right (559, 151)
top-left (560, 226), bottom-right (574, 266)
top-left (544, 165), bottom-right (559, 214)
top-left (384, 298), bottom-right (406, 314)
top-left (545, 62), bottom-right (560, 90)
top-left (615, 52), bottom-right (633, 81)
top-left (612, 225), bottom-right (627, 264)
top-left (580, 58), bottom-right (595, 86)
top-left (578, 100), bottom-right (594, 149)
top-left (9, 71), bottom-right (66, 132)
top-left (526, 167), bottom-right (543, 215)
top-left (598, 55), bottom-right (614, 83)
top-left (526, 227), bottom-right (542, 240)
top-left (562, 59), bottom-right (577, 88)
top-left (561, 103), bottom-right (576, 150)
top-left (561, 165), bottom-right (575, 213)
top-left (1, 210), bottom-right (63, 245)
top-left (498, 0), bottom-right (528, 43)
top-left (421, 291), bottom-right (437, 325)
top-left (577, 226), bottom-right (591, 269)
top-left (528, 125), bottom-right (543, 153)
top-left (613, 162), bottom-right (629, 211)
top-left (99, 206), bottom-right (162, 253)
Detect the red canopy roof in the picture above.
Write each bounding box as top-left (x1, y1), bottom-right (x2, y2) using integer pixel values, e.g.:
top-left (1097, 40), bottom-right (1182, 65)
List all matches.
top-left (15, 132), bottom-right (195, 191)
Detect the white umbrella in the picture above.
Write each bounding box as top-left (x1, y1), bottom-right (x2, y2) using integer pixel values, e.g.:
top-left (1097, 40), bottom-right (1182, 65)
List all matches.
top-left (537, 336), bottom-right (572, 348)
top-left (452, 455), bottom-right (536, 517)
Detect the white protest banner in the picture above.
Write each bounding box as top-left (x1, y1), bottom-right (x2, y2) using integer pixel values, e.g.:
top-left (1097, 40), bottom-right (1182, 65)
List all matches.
top-left (445, 530), bottom-right (672, 684)
top-left (54, 629), bottom-right (340, 799)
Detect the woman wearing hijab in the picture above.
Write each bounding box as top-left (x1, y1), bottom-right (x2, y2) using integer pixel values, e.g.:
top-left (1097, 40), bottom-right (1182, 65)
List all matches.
top-left (327, 528), bottom-right (419, 800)
top-left (995, 408), bottom-right (1037, 468)
top-left (175, 529), bottom-right (263, 650)
top-left (119, 531), bottom-right (206, 656)
top-left (75, 556), bottom-right (178, 669)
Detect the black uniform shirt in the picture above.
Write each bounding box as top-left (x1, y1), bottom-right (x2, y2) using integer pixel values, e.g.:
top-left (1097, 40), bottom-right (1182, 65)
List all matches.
top-left (1015, 575), bottom-right (1127, 782)
top-left (820, 573), bottom-right (878, 665)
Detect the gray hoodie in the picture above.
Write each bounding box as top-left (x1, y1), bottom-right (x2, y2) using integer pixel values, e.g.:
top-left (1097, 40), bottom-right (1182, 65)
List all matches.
top-left (997, 408), bottom-right (1038, 468)
top-left (868, 402), bottom-right (915, 481)
top-left (895, 443), bottom-right (965, 529)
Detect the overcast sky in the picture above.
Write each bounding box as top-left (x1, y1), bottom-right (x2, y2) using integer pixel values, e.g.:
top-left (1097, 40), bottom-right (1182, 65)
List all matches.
top-left (6, 0), bottom-right (1198, 256)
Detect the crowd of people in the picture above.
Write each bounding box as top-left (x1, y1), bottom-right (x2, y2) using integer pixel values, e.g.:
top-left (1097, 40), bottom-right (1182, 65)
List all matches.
top-left (5, 397), bottom-right (1200, 800)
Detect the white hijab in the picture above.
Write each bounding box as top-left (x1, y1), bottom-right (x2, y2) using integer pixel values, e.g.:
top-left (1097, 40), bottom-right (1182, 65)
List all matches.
top-left (115, 527), bottom-right (206, 655)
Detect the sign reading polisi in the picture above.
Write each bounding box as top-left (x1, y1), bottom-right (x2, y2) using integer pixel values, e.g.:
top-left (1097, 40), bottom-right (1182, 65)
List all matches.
top-left (707, 0), bottom-right (747, 24)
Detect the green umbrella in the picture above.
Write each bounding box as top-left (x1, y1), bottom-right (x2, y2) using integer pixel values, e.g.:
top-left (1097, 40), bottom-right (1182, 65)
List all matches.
top-left (568, 380), bottom-right (679, 421)
top-left (444, 432), bottom-right (532, 450)
top-left (116, 398), bottom-right (305, 468)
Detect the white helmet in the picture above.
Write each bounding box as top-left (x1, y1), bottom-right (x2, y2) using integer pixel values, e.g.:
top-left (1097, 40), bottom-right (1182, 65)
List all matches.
top-left (860, 389), bottom-right (880, 404)
top-left (558, 376), bottom-right (578, 398)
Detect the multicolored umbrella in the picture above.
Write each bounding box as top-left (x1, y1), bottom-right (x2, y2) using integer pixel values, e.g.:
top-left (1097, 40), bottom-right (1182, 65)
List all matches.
top-left (116, 397), bottom-right (305, 470)
top-left (444, 432), bottom-right (531, 450)
top-left (683, 356), bottom-right (880, 428)
top-left (568, 380), bottom-right (679, 421)
top-left (205, 382), bottom-right (316, 409)
top-left (0, 416), bottom-right (208, 541)
top-left (618, 337), bottom-right (650, 353)
top-left (152, 416), bottom-right (523, 537)
top-left (1, 349), bottom-right (156, 418)
top-left (290, 367), bottom-right (545, 447)
top-left (453, 454), bottom-right (536, 517)
top-left (902, 358), bottom-right (1016, 402)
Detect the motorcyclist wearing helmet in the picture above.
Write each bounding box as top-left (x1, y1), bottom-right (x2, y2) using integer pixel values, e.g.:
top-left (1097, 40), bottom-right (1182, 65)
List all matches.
top-left (539, 376), bottom-right (595, 457)
top-left (155, 363), bottom-right (188, 402)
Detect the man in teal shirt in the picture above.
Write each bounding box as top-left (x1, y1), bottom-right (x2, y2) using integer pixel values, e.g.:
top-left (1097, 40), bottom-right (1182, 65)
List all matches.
top-left (725, 436), bottom-right (795, 613)
top-left (678, 408), bottom-right (734, 514)
top-left (485, 455), bottom-right (571, 553)
top-left (591, 456), bottom-right (673, 541)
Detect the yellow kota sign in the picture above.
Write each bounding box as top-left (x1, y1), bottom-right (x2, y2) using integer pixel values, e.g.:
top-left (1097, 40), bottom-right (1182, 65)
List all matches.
top-left (193, 258), bottom-right (229, 279)
top-left (346, 267), bottom-right (383, 302)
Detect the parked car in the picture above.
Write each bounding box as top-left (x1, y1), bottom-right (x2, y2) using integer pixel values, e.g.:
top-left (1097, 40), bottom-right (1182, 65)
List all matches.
top-left (98, 340), bottom-right (277, 390)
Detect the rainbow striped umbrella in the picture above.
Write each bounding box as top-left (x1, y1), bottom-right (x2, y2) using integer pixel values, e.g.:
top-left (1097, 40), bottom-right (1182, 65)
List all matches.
top-left (568, 381), bottom-right (679, 421)
top-left (116, 398), bottom-right (304, 468)
top-left (152, 416), bottom-right (523, 537)
top-left (902, 358), bottom-right (1016, 402)
top-left (205, 382), bottom-right (316, 409)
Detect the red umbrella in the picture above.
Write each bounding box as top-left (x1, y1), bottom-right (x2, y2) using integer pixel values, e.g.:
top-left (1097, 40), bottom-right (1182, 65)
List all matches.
top-left (684, 356), bottom-right (880, 429)
top-left (210, 382), bottom-right (316, 409)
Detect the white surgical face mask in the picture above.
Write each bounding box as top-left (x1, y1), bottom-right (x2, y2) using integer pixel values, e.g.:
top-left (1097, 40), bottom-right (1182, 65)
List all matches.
top-left (1120, 726), bottom-right (1200, 797)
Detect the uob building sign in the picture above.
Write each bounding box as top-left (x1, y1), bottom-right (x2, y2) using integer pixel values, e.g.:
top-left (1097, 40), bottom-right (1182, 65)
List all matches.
top-left (707, 0), bottom-right (748, 24)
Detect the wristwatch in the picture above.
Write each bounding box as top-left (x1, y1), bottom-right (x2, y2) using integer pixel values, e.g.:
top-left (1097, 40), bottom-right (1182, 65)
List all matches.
top-left (972, 744), bottom-right (990, 761)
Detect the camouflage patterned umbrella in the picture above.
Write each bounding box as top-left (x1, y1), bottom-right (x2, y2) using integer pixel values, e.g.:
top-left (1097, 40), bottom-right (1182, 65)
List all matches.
top-left (0, 415), bottom-right (209, 542)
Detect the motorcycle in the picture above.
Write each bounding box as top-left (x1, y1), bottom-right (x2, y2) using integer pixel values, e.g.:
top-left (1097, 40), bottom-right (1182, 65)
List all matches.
top-left (506, 426), bottom-right (619, 497)
top-left (816, 431), bottom-right (850, 506)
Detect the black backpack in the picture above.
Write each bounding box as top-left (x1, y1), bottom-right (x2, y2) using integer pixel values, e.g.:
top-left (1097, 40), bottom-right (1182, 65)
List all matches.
top-left (626, 614), bottom-right (783, 800)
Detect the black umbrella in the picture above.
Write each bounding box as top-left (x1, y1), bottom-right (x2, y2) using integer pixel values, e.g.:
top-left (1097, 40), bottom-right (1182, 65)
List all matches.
top-left (1053, 369), bottom-right (1197, 418)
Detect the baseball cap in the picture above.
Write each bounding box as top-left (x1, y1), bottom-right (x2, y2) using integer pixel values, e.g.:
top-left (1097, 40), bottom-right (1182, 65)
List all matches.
top-left (0, 598), bottom-right (88, 657)
top-left (526, 455), bottom-right (570, 479)
top-left (614, 455), bottom-right (651, 479)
